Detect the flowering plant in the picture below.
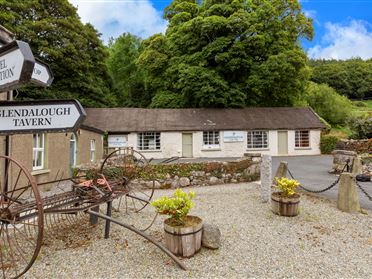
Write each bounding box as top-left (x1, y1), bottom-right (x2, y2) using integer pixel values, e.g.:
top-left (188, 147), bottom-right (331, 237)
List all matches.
top-left (151, 189), bottom-right (195, 225)
top-left (275, 177), bottom-right (300, 197)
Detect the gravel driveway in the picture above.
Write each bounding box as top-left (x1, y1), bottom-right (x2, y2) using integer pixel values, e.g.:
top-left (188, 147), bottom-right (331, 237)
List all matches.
top-left (27, 183), bottom-right (371, 279)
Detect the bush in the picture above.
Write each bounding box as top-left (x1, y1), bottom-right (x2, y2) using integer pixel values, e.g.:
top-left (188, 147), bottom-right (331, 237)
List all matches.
top-left (347, 117), bottom-right (372, 139)
top-left (320, 135), bottom-right (340, 154)
top-left (304, 82), bottom-right (353, 125)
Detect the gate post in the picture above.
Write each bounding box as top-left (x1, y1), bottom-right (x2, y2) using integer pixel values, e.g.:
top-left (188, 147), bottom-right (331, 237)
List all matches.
top-left (337, 172), bottom-right (360, 213)
top-left (260, 154), bottom-right (271, 203)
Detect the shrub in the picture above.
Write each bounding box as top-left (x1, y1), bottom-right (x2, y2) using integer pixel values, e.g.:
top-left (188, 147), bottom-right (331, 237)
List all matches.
top-left (320, 135), bottom-right (340, 154)
top-left (347, 117), bottom-right (372, 139)
top-left (275, 177), bottom-right (300, 197)
top-left (151, 189), bottom-right (195, 225)
top-left (304, 82), bottom-right (353, 125)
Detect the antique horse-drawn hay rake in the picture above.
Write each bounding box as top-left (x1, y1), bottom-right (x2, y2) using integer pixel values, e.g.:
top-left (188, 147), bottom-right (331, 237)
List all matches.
top-left (0, 147), bottom-right (186, 279)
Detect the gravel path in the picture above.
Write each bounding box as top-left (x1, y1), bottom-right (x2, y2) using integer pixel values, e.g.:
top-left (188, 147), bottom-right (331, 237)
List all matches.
top-left (27, 183), bottom-right (371, 278)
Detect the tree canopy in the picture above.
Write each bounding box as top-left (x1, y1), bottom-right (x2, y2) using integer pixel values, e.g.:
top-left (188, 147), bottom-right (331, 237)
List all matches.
top-left (310, 59), bottom-right (372, 100)
top-left (106, 33), bottom-right (151, 107)
top-left (137, 0), bottom-right (313, 108)
top-left (0, 0), bottom-right (116, 107)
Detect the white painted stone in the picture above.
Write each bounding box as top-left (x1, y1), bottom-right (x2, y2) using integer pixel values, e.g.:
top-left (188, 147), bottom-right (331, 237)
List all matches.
top-left (209, 176), bottom-right (219, 185)
top-left (260, 154), bottom-right (272, 203)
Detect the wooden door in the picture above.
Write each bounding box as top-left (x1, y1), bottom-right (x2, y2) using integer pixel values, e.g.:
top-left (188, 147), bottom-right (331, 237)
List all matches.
top-left (182, 133), bottom-right (193, 157)
top-left (277, 131), bottom-right (288, 155)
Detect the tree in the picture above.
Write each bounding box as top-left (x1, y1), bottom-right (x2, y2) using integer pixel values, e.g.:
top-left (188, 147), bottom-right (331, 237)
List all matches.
top-left (310, 59), bottom-right (372, 100)
top-left (138, 0), bottom-right (313, 108)
top-left (304, 82), bottom-right (353, 125)
top-left (106, 33), bottom-right (151, 107)
top-left (0, 0), bottom-right (116, 107)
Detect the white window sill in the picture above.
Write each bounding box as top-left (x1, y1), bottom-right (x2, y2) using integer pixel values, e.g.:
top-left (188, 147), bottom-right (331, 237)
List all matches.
top-left (31, 169), bottom-right (50, 176)
top-left (138, 149), bottom-right (162, 153)
top-left (247, 148), bottom-right (269, 151)
top-left (295, 147), bottom-right (311, 150)
top-left (201, 148), bottom-right (221, 151)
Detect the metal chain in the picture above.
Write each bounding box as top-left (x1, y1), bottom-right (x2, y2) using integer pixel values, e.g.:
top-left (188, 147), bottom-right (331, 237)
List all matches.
top-left (355, 180), bottom-right (372, 201)
top-left (287, 162), bottom-right (349, 194)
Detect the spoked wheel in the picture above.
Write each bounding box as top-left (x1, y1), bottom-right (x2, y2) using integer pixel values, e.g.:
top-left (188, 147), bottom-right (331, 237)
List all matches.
top-left (0, 156), bottom-right (44, 279)
top-left (100, 148), bottom-right (157, 230)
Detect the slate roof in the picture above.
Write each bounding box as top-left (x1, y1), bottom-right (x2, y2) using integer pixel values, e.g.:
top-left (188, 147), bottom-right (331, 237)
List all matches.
top-left (82, 107), bottom-right (325, 133)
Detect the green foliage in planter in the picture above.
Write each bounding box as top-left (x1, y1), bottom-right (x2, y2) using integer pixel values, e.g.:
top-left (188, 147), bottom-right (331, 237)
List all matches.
top-left (320, 135), bottom-right (340, 154)
top-left (151, 189), bottom-right (195, 226)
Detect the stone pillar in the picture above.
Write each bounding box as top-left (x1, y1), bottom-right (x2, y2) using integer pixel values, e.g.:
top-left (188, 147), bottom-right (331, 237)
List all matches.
top-left (260, 155), bottom-right (271, 203)
top-left (273, 161), bottom-right (288, 184)
top-left (351, 156), bottom-right (362, 175)
top-left (337, 173), bottom-right (360, 213)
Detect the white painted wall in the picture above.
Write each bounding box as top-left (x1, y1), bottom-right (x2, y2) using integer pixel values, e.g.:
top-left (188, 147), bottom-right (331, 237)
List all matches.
top-left (125, 129), bottom-right (321, 158)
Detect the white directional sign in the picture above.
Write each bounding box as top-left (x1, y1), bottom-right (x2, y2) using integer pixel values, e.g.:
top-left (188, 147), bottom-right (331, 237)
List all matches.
top-left (0, 40), bottom-right (35, 92)
top-left (0, 100), bottom-right (86, 134)
top-left (31, 59), bottom-right (54, 87)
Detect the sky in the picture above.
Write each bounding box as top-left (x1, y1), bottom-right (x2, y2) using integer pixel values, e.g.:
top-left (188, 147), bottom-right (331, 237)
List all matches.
top-left (68, 0), bottom-right (372, 60)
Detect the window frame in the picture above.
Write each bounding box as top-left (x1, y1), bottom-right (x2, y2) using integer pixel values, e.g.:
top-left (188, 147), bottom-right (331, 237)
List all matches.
top-left (90, 139), bottom-right (96, 162)
top-left (137, 132), bottom-right (161, 151)
top-left (295, 130), bottom-right (310, 148)
top-left (32, 133), bottom-right (45, 171)
top-left (202, 131), bottom-right (220, 149)
top-left (247, 130), bottom-right (269, 150)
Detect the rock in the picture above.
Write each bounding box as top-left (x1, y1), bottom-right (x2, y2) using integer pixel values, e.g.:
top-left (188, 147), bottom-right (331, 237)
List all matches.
top-left (192, 171), bottom-right (205, 177)
top-left (231, 179), bottom-right (237, 183)
top-left (171, 180), bottom-right (180, 188)
top-left (209, 176), bottom-right (219, 185)
top-left (202, 223), bottom-right (221, 249)
top-left (179, 177), bottom-right (190, 187)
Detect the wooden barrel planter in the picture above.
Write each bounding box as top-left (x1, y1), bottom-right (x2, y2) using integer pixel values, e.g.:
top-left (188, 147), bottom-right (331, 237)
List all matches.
top-left (271, 192), bottom-right (300, 217)
top-left (164, 216), bottom-right (203, 257)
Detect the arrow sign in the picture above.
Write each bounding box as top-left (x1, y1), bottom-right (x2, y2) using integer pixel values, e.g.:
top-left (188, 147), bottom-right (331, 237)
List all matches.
top-left (0, 99), bottom-right (86, 135)
top-left (0, 40), bottom-right (35, 92)
top-left (31, 58), bottom-right (54, 87)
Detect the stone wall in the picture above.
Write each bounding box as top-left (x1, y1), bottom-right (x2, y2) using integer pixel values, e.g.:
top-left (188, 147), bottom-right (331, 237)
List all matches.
top-left (77, 155), bottom-right (262, 189)
top-left (135, 156), bottom-right (261, 189)
top-left (336, 139), bottom-right (372, 154)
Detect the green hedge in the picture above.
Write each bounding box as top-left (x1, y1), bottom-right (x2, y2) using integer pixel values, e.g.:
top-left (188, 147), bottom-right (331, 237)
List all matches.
top-left (320, 135), bottom-right (340, 154)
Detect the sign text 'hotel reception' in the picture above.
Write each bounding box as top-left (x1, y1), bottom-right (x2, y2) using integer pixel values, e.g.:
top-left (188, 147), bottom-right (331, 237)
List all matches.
top-left (0, 100), bottom-right (86, 134)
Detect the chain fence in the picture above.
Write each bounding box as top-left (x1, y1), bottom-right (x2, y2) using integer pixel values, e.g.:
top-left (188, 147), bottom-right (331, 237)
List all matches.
top-left (287, 161), bottom-right (349, 194)
top-left (355, 180), bottom-right (372, 201)
top-left (287, 160), bottom-right (372, 203)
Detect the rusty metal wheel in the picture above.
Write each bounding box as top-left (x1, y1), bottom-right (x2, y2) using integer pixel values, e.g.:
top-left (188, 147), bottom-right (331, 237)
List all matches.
top-left (100, 148), bottom-right (155, 213)
top-left (0, 156), bottom-right (44, 279)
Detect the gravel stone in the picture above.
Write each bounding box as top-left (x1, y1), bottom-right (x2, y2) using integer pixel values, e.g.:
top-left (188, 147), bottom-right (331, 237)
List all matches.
top-left (26, 183), bottom-right (372, 279)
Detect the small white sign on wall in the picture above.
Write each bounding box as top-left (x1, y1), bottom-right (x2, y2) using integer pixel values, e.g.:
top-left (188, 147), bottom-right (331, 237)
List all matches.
top-left (108, 135), bottom-right (128, 148)
top-left (223, 131), bottom-right (244, 142)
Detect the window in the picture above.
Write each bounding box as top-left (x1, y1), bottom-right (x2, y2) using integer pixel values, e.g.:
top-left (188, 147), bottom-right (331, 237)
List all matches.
top-left (33, 133), bottom-right (45, 170)
top-left (90, 139), bottom-right (96, 162)
top-left (137, 132), bottom-right (161, 151)
top-left (203, 131), bottom-right (220, 149)
top-left (295, 130), bottom-right (310, 148)
top-left (247, 131), bottom-right (268, 149)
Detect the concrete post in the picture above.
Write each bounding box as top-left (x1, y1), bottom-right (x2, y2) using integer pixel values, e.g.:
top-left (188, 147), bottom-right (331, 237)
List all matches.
top-left (337, 172), bottom-right (361, 213)
top-left (260, 154), bottom-right (272, 203)
top-left (273, 161), bottom-right (288, 184)
top-left (351, 156), bottom-right (362, 175)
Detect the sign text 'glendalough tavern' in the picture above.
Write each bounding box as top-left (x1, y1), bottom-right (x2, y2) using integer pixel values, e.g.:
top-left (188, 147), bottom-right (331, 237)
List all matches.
top-left (0, 100), bottom-right (86, 134)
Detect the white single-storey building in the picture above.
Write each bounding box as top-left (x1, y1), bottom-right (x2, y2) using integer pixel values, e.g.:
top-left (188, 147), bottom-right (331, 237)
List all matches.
top-left (82, 107), bottom-right (325, 158)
